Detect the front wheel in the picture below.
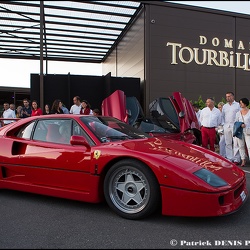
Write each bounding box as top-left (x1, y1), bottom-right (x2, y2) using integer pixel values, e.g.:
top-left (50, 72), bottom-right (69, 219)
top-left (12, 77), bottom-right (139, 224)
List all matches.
top-left (104, 159), bottom-right (161, 220)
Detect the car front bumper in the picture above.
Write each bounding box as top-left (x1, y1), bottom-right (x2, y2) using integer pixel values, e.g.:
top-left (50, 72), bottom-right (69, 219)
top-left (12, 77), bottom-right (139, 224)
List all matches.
top-left (161, 179), bottom-right (248, 217)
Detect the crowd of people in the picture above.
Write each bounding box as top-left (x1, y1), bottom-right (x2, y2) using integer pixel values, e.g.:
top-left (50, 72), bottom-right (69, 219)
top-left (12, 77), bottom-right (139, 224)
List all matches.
top-left (193, 91), bottom-right (250, 167)
top-left (0, 96), bottom-right (101, 127)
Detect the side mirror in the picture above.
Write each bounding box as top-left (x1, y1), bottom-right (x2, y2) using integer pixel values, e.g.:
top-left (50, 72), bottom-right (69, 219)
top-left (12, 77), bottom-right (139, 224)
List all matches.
top-left (70, 135), bottom-right (91, 149)
top-left (179, 111), bottom-right (185, 118)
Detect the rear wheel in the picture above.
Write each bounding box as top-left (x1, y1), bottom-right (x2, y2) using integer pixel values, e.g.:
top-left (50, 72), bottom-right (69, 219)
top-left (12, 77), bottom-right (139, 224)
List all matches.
top-left (104, 159), bottom-right (160, 220)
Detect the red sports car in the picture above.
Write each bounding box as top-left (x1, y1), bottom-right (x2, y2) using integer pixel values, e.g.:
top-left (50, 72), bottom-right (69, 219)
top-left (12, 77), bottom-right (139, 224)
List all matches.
top-left (0, 115), bottom-right (247, 219)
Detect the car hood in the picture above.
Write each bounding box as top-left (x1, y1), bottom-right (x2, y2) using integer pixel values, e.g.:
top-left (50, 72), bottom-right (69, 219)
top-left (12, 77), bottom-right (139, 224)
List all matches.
top-left (117, 137), bottom-right (243, 186)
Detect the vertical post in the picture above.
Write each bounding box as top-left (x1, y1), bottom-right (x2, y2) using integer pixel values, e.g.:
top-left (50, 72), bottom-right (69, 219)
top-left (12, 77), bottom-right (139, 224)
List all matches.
top-left (67, 72), bottom-right (71, 109)
top-left (40, 1), bottom-right (44, 110)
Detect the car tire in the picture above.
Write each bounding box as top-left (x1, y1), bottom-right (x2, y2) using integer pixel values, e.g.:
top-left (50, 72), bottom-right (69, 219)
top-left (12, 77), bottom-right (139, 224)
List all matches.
top-left (104, 159), bottom-right (161, 220)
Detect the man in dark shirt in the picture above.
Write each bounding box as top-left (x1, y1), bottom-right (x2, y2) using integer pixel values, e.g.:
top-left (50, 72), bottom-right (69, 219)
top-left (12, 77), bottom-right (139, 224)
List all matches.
top-left (21, 98), bottom-right (32, 118)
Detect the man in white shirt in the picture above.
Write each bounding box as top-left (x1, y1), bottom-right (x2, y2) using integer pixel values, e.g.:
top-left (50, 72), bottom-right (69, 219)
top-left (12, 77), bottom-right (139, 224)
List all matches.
top-left (221, 92), bottom-right (241, 164)
top-left (69, 96), bottom-right (82, 114)
top-left (200, 98), bottom-right (222, 152)
top-left (2, 102), bottom-right (16, 125)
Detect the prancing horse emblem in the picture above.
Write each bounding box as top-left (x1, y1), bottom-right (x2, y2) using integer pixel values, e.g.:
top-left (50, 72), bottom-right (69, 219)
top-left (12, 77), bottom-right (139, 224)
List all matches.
top-left (94, 150), bottom-right (101, 159)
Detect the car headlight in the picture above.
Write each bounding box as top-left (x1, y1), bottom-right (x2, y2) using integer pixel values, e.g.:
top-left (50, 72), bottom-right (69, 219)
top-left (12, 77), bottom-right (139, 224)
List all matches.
top-left (193, 168), bottom-right (228, 187)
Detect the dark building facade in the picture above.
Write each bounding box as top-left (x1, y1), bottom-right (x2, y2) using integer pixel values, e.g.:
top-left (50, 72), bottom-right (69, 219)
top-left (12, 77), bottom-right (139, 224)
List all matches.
top-left (31, 73), bottom-right (140, 112)
top-left (102, 1), bottom-right (250, 115)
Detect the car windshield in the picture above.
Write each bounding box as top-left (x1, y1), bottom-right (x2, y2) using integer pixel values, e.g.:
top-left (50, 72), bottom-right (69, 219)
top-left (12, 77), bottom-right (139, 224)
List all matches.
top-left (80, 116), bottom-right (150, 143)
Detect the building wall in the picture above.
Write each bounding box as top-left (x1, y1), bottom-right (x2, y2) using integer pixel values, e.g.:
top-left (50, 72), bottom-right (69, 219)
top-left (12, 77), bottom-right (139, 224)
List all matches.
top-left (235, 17), bottom-right (250, 98)
top-left (103, 2), bottom-right (250, 115)
top-left (102, 50), bottom-right (117, 77)
top-left (146, 3), bottom-right (240, 106)
top-left (146, 2), bottom-right (250, 110)
top-left (115, 11), bottom-right (144, 81)
top-left (102, 9), bottom-right (145, 103)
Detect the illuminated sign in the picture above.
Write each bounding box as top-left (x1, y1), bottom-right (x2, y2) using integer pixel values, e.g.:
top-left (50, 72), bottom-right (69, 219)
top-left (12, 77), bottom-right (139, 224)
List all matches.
top-left (167, 35), bottom-right (250, 71)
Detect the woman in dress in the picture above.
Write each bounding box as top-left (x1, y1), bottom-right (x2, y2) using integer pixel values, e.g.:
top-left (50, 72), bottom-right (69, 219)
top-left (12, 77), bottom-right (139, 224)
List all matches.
top-left (234, 98), bottom-right (250, 167)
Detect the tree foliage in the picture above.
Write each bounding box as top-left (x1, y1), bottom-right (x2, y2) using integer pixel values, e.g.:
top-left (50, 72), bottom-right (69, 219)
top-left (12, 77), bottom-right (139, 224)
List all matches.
top-left (190, 96), bottom-right (226, 109)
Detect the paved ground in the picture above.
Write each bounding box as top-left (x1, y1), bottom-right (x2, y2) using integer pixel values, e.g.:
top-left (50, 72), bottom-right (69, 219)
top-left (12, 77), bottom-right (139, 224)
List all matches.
top-left (240, 161), bottom-right (250, 169)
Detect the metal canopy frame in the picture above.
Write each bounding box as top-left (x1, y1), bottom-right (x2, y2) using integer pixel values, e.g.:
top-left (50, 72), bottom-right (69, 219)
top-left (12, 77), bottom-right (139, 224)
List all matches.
top-left (0, 1), bottom-right (142, 63)
top-left (0, 1), bottom-right (143, 109)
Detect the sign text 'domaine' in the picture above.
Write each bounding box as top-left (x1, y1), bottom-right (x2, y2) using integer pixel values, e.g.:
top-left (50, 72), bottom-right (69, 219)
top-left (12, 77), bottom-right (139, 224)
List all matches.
top-left (166, 35), bottom-right (250, 71)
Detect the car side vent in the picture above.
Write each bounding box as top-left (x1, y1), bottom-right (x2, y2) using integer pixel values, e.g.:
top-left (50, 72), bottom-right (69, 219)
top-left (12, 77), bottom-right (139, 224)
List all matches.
top-left (1, 166), bottom-right (7, 178)
top-left (12, 141), bottom-right (27, 155)
top-left (218, 196), bottom-right (224, 205)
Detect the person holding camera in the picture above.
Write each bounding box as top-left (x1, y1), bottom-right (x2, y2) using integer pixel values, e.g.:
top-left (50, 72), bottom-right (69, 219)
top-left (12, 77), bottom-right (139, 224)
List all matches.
top-left (21, 98), bottom-right (32, 118)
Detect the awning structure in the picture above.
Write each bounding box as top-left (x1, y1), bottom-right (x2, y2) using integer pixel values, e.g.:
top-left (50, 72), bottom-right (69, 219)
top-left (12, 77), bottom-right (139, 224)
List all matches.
top-left (0, 1), bottom-right (142, 63)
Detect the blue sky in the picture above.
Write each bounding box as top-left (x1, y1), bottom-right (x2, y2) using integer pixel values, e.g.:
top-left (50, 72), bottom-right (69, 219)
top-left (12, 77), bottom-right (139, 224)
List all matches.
top-left (1, 1), bottom-right (250, 88)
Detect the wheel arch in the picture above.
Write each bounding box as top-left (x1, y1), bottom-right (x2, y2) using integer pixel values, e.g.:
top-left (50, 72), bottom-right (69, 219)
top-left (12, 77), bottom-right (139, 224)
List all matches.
top-left (99, 156), bottom-right (162, 203)
top-left (102, 157), bottom-right (162, 219)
